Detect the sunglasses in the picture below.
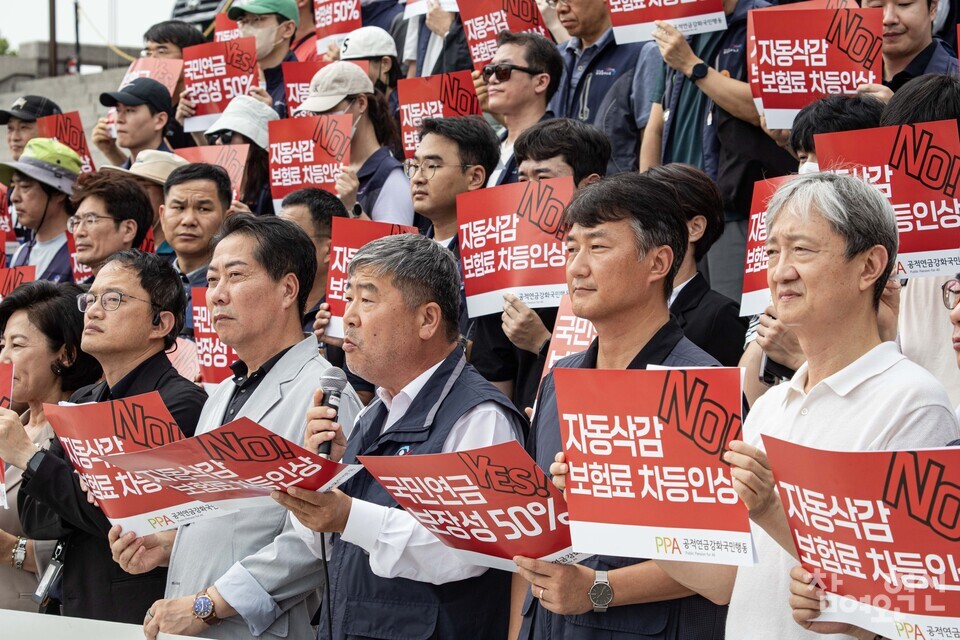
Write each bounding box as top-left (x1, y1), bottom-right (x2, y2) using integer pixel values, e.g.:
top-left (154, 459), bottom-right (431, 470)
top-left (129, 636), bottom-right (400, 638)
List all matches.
top-left (205, 130), bottom-right (235, 145)
top-left (481, 63), bottom-right (544, 83)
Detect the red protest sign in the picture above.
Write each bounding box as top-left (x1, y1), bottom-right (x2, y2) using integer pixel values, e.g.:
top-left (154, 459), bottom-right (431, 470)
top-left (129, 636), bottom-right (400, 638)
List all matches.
top-left (0, 362), bottom-right (11, 409)
top-left (66, 232), bottom-right (94, 283)
top-left (764, 436), bottom-right (960, 639)
top-left (541, 294), bottom-right (597, 382)
top-left (0, 266), bottom-right (35, 299)
top-left (457, 177), bottom-right (572, 318)
top-left (175, 144), bottom-right (249, 201)
top-left (139, 226), bottom-right (156, 254)
top-left (360, 440), bottom-right (586, 571)
top-left (460, 0), bottom-right (551, 70)
top-left (740, 175), bottom-right (794, 317)
top-left (397, 71), bottom-right (482, 158)
top-left (44, 391), bottom-right (228, 535)
top-left (747, 0), bottom-right (862, 116)
top-left (752, 8), bottom-right (882, 129)
top-left (192, 287), bottom-right (239, 384)
top-left (283, 60), bottom-right (330, 115)
top-left (326, 217), bottom-right (418, 338)
top-left (315, 0), bottom-right (362, 51)
top-left (268, 114), bottom-right (352, 210)
top-left (554, 367), bottom-right (753, 565)
top-left (815, 120), bottom-right (960, 277)
top-left (36, 112), bottom-right (95, 174)
top-left (119, 57), bottom-right (183, 97)
top-left (0, 184), bottom-right (14, 243)
top-left (606, 0), bottom-right (725, 43)
top-left (104, 417), bottom-right (361, 508)
top-left (214, 13), bottom-right (242, 42)
top-left (182, 37), bottom-right (259, 132)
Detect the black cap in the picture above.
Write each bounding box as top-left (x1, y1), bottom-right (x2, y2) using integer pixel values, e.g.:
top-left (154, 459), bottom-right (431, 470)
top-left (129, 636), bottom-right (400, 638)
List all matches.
top-left (0, 95), bottom-right (63, 125)
top-left (99, 77), bottom-right (172, 115)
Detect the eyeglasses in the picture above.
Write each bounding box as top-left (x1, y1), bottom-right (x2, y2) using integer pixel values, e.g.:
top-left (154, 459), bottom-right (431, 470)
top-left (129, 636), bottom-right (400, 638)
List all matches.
top-left (205, 130), bottom-right (236, 145)
top-left (402, 160), bottom-right (473, 180)
top-left (77, 291), bottom-right (158, 313)
top-left (481, 63), bottom-right (545, 83)
top-left (67, 213), bottom-right (115, 234)
top-left (943, 278), bottom-right (960, 310)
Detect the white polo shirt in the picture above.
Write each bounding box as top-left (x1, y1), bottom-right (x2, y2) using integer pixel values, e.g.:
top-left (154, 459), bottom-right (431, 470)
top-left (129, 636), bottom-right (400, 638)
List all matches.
top-left (727, 341), bottom-right (960, 640)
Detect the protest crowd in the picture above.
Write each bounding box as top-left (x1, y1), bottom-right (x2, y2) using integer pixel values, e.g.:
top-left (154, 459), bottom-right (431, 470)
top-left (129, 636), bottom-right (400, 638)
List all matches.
top-left (0, 0), bottom-right (959, 638)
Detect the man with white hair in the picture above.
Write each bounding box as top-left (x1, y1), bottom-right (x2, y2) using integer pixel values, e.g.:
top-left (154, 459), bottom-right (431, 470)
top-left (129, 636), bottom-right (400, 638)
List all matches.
top-left (643, 172), bottom-right (960, 638)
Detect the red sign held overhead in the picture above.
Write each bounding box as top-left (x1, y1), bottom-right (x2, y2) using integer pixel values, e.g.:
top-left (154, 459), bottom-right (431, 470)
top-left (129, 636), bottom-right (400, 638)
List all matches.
top-left (283, 60), bottom-right (330, 115)
top-left (360, 441), bottom-right (586, 571)
top-left (457, 178), bottom-right (573, 318)
top-left (397, 71), bottom-right (482, 158)
top-left (751, 8), bottom-right (882, 129)
top-left (192, 287), bottom-right (240, 384)
top-left (0, 266), bottom-right (35, 299)
top-left (36, 112), bottom-right (96, 174)
top-left (325, 217), bottom-right (418, 338)
top-left (460, 0), bottom-right (551, 70)
top-left (764, 436), bottom-right (960, 640)
top-left (739, 175), bottom-right (794, 317)
top-left (268, 114), bottom-right (352, 211)
top-left (119, 57), bottom-right (183, 97)
top-left (554, 367), bottom-right (754, 565)
top-left (182, 37), bottom-right (259, 132)
top-left (605, 0), bottom-right (725, 43)
top-left (214, 13), bottom-right (242, 42)
top-left (175, 144), bottom-right (250, 201)
top-left (315, 0), bottom-right (363, 51)
top-left (815, 119), bottom-right (960, 277)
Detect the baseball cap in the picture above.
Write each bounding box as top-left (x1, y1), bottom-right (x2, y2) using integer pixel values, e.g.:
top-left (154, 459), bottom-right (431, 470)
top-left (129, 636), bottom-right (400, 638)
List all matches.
top-left (341, 27), bottom-right (398, 60)
top-left (99, 77), bottom-right (173, 115)
top-left (101, 150), bottom-right (189, 186)
top-left (0, 95), bottom-right (63, 125)
top-left (0, 138), bottom-right (82, 195)
top-left (295, 61), bottom-right (375, 115)
top-left (227, 0), bottom-right (300, 27)
top-left (205, 95), bottom-right (279, 150)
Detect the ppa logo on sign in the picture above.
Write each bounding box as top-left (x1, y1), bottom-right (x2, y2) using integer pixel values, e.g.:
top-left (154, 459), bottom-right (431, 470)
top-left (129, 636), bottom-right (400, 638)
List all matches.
top-left (894, 622), bottom-right (927, 639)
top-left (148, 514), bottom-right (176, 529)
top-left (655, 536), bottom-right (683, 555)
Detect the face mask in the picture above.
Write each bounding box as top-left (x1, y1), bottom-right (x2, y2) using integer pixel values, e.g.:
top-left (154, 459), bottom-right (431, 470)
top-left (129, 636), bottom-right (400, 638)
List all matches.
top-left (241, 23), bottom-right (281, 59)
top-left (798, 160), bottom-right (820, 175)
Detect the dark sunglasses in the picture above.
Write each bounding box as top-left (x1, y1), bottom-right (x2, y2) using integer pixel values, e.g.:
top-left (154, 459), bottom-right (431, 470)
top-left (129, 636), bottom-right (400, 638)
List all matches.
top-left (205, 130), bottom-right (235, 145)
top-left (481, 63), bottom-right (544, 83)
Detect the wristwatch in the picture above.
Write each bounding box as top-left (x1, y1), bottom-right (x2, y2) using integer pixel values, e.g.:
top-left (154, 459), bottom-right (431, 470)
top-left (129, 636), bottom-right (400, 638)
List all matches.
top-left (588, 570), bottom-right (614, 613)
top-left (11, 536), bottom-right (26, 570)
top-left (25, 446), bottom-right (45, 476)
top-left (193, 591), bottom-right (221, 626)
top-left (688, 61), bottom-right (709, 82)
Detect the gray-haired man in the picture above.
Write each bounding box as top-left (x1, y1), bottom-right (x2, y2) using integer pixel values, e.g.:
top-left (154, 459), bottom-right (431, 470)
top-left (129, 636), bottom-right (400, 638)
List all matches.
top-left (273, 233), bottom-right (527, 639)
top-left (645, 172), bottom-right (960, 639)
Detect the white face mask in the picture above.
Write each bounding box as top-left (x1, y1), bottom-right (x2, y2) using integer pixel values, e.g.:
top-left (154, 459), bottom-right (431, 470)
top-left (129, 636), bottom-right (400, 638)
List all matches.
top-left (798, 160), bottom-right (820, 175)
top-left (241, 23), bottom-right (281, 59)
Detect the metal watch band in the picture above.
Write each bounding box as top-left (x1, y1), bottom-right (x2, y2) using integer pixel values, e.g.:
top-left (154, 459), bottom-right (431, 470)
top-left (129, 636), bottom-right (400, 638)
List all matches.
top-left (12, 536), bottom-right (27, 570)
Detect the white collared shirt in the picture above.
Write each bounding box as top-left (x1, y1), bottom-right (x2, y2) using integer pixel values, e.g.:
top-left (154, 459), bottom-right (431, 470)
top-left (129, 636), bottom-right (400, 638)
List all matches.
top-left (727, 341), bottom-right (960, 640)
top-left (292, 357), bottom-right (522, 584)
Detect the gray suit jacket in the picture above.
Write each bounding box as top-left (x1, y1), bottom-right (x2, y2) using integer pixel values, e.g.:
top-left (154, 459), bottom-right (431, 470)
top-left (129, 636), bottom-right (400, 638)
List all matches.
top-left (165, 336), bottom-right (363, 640)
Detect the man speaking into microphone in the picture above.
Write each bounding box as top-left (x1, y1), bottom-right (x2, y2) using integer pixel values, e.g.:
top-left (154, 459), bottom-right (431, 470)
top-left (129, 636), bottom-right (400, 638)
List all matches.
top-left (109, 214), bottom-right (363, 640)
top-left (273, 233), bottom-right (527, 639)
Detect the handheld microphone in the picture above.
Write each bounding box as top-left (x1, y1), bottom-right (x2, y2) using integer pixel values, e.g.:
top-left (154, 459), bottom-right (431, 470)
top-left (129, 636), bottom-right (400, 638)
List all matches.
top-left (317, 367), bottom-right (348, 456)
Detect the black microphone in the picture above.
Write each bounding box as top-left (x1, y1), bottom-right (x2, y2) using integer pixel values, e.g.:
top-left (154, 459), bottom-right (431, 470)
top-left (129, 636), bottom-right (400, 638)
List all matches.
top-left (317, 367), bottom-right (348, 456)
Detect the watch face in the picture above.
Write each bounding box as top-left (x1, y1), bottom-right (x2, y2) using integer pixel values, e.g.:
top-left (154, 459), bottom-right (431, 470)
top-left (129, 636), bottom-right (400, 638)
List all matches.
top-left (589, 582), bottom-right (613, 606)
top-left (193, 595), bottom-right (214, 619)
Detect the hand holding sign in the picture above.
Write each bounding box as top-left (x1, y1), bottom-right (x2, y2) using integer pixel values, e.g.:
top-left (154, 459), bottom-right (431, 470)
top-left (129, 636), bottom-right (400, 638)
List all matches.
top-left (107, 526), bottom-right (175, 575)
top-left (788, 565), bottom-right (859, 636)
top-left (0, 406), bottom-right (39, 470)
top-left (513, 556), bottom-right (595, 615)
top-left (652, 21), bottom-right (700, 75)
top-left (724, 441), bottom-right (779, 522)
top-left (272, 486), bottom-right (352, 533)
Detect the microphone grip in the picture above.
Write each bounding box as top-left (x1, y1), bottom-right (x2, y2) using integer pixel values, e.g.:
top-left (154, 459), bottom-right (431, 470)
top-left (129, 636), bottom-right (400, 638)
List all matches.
top-left (317, 390), bottom-right (341, 456)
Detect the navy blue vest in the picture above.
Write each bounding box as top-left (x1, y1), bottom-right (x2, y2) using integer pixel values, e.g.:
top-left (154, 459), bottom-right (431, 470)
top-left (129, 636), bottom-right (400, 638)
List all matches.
top-left (519, 320), bottom-right (727, 640)
top-left (549, 35), bottom-right (647, 175)
top-left (13, 236), bottom-right (73, 283)
top-left (356, 146), bottom-right (402, 216)
top-left (323, 347), bottom-right (526, 640)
